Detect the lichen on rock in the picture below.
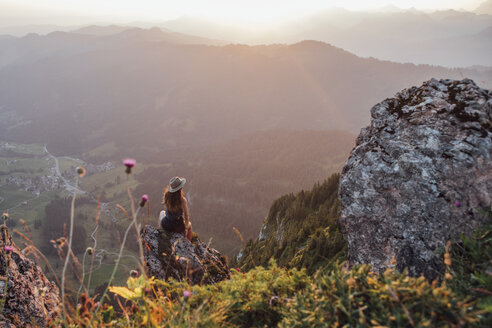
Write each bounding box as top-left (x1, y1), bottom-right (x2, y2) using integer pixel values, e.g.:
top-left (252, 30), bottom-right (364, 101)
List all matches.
top-left (141, 225), bottom-right (230, 285)
top-left (339, 78), bottom-right (491, 280)
top-left (0, 246), bottom-right (60, 327)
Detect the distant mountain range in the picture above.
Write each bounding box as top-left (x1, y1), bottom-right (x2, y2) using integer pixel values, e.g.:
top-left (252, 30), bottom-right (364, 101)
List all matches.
top-left (1, 5), bottom-right (491, 67)
top-left (476, 0), bottom-right (492, 15)
top-left (73, 25), bottom-right (226, 45)
top-left (0, 30), bottom-right (490, 160)
top-left (161, 8), bottom-right (492, 67)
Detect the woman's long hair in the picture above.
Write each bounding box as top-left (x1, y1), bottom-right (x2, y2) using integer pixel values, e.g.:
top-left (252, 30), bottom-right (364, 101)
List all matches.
top-left (162, 187), bottom-right (184, 214)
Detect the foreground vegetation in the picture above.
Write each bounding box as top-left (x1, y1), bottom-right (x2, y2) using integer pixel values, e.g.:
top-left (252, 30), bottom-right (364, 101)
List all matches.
top-left (66, 221), bottom-right (491, 327)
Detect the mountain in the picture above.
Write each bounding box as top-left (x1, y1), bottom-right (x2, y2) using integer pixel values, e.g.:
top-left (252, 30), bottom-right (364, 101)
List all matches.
top-left (92, 26), bottom-right (227, 45)
top-left (294, 10), bottom-right (492, 67)
top-left (476, 0), bottom-right (492, 15)
top-left (0, 24), bottom-right (78, 37)
top-left (162, 9), bottom-right (492, 67)
top-left (72, 25), bottom-right (132, 36)
top-left (235, 173), bottom-right (346, 273)
top-left (0, 34), bottom-right (491, 160)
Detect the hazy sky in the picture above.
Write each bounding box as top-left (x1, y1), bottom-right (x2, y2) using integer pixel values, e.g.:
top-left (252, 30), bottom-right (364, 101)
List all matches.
top-left (0, 0), bottom-right (486, 26)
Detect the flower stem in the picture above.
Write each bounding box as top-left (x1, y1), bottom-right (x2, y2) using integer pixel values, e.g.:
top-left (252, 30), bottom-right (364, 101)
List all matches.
top-left (95, 207), bottom-right (141, 314)
top-left (125, 175), bottom-right (145, 273)
top-left (61, 175), bottom-right (79, 321)
top-left (76, 250), bottom-right (89, 301)
top-left (86, 197), bottom-right (100, 293)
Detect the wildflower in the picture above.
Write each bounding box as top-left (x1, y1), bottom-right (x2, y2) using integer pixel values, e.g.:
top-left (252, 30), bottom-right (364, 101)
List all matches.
top-left (139, 194), bottom-right (149, 207)
top-left (183, 290), bottom-right (192, 299)
top-left (76, 166), bottom-right (86, 177)
top-left (445, 272), bottom-right (453, 280)
top-left (454, 201), bottom-right (462, 207)
top-left (4, 246), bottom-right (13, 253)
top-left (123, 158), bottom-right (136, 174)
top-left (86, 247), bottom-right (94, 255)
top-left (130, 269), bottom-right (139, 278)
top-left (236, 268), bottom-right (240, 272)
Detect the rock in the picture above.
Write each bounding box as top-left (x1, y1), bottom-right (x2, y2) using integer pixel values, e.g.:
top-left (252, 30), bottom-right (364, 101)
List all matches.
top-left (339, 78), bottom-right (492, 280)
top-left (141, 225), bottom-right (230, 285)
top-left (0, 243), bottom-right (60, 327)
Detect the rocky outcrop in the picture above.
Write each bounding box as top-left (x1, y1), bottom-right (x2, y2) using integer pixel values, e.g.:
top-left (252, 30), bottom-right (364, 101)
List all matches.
top-left (141, 225), bottom-right (230, 285)
top-left (339, 79), bottom-right (491, 280)
top-left (0, 244), bottom-right (60, 327)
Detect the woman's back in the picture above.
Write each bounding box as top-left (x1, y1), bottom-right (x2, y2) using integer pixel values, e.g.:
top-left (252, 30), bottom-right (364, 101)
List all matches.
top-left (160, 177), bottom-right (191, 239)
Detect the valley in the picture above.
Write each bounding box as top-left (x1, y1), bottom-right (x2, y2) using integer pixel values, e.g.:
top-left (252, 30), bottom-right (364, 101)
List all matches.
top-left (0, 128), bottom-right (355, 289)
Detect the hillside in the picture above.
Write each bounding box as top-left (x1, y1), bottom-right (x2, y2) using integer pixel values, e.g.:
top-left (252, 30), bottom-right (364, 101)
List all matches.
top-left (0, 34), bottom-right (491, 159)
top-left (235, 173), bottom-right (346, 274)
top-left (132, 130), bottom-right (355, 253)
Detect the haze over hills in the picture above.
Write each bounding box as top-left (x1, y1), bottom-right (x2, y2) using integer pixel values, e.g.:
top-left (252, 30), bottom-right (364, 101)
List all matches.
top-left (476, 0), bottom-right (492, 14)
top-left (2, 4), bottom-right (491, 67)
top-left (0, 29), bottom-right (491, 162)
top-left (162, 8), bottom-right (492, 67)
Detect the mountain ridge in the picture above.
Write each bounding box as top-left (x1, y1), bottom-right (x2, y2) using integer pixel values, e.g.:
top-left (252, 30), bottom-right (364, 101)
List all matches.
top-left (1, 35), bottom-right (490, 159)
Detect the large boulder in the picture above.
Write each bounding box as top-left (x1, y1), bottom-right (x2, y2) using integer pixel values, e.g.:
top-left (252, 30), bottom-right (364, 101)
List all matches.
top-left (339, 79), bottom-right (491, 280)
top-left (141, 225), bottom-right (230, 285)
top-left (0, 244), bottom-right (60, 327)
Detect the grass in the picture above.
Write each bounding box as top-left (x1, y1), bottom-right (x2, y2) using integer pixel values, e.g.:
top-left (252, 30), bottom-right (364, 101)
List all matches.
top-left (58, 157), bottom-right (83, 175)
top-left (79, 165), bottom-right (144, 200)
top-left (0, 157), bottom-right (52, 176)
top-left (0, 187), bottom-right (39, 209)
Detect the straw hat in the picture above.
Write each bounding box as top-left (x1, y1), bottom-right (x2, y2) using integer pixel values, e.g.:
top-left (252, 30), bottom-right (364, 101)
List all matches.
top-left (168, 176), bottom-right (186, 192)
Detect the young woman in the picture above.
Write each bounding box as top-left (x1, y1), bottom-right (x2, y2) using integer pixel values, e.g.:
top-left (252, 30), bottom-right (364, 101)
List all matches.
top-left (159, 176), bottom-right (192, 241)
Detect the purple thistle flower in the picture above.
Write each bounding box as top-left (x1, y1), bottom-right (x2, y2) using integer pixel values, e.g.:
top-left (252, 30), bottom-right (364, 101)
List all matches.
top-left (455, 201), bottom-right (462, 208)
top-left (183, 290), bottom-right (192, 299)
top-left (139, 194), bottom-right (149, 207)
top-left (122, 158), bottom-right (136, 174)
top-left (5, 246), bottom-right (13, 253)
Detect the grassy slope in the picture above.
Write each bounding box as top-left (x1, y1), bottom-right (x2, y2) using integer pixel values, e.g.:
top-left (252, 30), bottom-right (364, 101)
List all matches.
top-left (80, 222), bottom-right (492, 327)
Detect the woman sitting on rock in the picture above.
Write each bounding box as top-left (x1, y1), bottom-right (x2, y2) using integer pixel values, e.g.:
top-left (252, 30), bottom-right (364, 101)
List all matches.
top-left (159, 176), bottom-right (193, 241)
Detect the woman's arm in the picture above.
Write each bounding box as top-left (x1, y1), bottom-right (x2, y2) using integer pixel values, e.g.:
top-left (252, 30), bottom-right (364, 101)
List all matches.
top-left (182, 197), bottom-right (190, 228)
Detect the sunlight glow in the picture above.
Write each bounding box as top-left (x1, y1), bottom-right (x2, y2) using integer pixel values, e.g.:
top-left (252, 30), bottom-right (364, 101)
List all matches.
top-left (0, 0), bottom-right (486, 26)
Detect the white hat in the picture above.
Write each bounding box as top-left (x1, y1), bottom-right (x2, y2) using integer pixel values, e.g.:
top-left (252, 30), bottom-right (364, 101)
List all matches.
top-left (168, 176), bottom-right (186, 192)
